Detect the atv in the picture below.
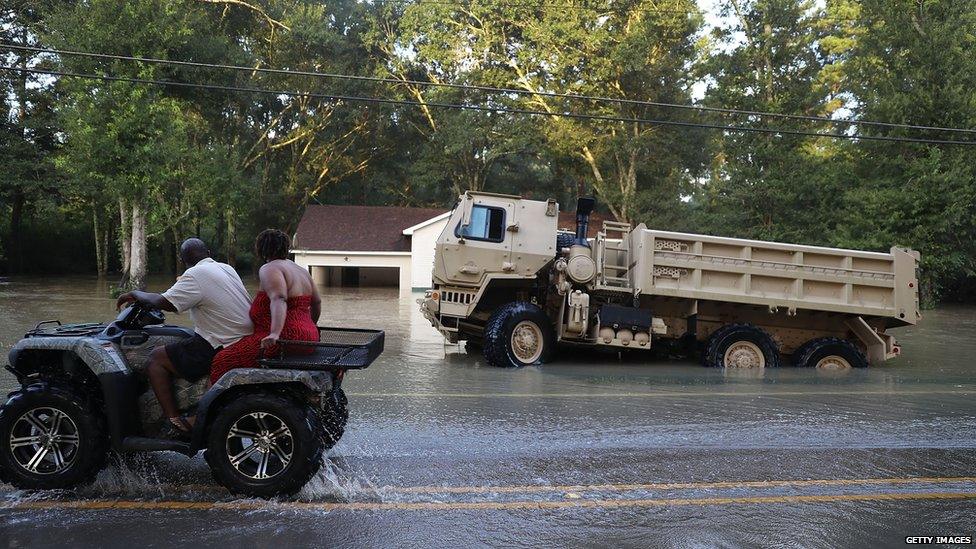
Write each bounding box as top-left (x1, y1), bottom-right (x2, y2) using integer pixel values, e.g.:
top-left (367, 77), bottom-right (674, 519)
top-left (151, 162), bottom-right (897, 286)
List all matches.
top-left (0, 303), bottom-right (383, 497)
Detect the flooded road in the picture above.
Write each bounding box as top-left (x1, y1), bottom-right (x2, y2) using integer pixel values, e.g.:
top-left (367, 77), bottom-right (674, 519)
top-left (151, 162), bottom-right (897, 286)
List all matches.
top-left (1, 276), bottom-right (974, 547)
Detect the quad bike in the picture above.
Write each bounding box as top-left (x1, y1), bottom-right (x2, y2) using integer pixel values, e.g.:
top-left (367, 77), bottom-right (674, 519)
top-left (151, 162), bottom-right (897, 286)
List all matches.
top-left (0, 303), bottom-right (383, 498)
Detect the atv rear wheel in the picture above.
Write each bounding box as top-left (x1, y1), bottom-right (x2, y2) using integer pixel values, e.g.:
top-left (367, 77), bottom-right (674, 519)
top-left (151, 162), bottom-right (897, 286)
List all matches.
top-left (483, 302), bottom-right (555, 368)
top-left (319, 387), bottom-right (348, 449)
top-left (205, 392), bottom-right (323, 498)
top-left (0, 384), bottom-right (108, 490)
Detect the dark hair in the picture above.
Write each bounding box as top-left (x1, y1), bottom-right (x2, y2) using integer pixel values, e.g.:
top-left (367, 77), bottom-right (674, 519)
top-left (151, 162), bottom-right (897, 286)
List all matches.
top-left (255, 229), bottom-right (290, 262)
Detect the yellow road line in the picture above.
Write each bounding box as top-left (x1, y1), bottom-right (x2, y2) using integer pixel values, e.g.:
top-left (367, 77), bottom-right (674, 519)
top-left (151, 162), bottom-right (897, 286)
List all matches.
top-left (392, 476), bottom-right (976, 494)
top-left (37, 476), bottom-right (976, 498)
top-left (4, 491), bottom-right (976, 512)
top-left (346, 389), bottom-right (975, 399)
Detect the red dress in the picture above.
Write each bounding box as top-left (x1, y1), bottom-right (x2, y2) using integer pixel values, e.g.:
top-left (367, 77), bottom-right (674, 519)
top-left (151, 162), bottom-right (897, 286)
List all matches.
top-left (210, 291), bottom-right (319, 384)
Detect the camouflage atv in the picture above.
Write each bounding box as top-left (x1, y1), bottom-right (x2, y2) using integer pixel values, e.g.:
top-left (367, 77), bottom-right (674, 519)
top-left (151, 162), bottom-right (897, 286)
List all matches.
top-left (0, 303), bottom-right (382, 497)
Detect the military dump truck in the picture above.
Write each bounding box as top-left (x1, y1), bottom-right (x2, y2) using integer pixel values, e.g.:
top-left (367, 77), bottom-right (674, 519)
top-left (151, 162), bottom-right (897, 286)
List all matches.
top-left (419, 192), bottom-right (921, 370)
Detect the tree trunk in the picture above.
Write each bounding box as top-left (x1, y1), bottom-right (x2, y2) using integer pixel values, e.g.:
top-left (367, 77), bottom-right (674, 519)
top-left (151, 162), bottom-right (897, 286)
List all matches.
top-left (225, 210), bottom-right (237, 267)
top-left (8, 190), bottom-right (25, 273)
top-left (129, 201), bottom-right (148, 290)
top-left (171, 227), bottom-right (183, 273)
top-left (93, 206), bottom-right (107, 276)
top-left (118, 199), bottom-right (132, 287)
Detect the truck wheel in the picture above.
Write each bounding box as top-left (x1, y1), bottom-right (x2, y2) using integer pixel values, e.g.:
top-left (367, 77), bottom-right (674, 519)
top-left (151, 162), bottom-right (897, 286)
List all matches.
top-left (205, 392), bottom-right (323, 498)
top-left (319, 388), bottom-right (348, 449)
top-left (0, 384), bottom-right (108, 490)
top-left (483, 302), bottom-right (555, 368)
top-left (793, 337), bottom-right (868, 370)
top-left (702, 323), bottom-right (781, 369)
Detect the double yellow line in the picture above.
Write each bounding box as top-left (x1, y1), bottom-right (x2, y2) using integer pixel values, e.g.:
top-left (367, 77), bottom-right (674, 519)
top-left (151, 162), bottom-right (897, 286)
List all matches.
top-left (346, 389), bottom-right (975, 399)
top-left (5, 492), bottom-right (976, 512)
top-left (4, 476), bottom-right (976, 512)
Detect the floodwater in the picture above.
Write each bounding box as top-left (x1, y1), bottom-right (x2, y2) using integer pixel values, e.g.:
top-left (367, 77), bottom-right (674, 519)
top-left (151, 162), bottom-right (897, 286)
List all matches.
top-left (0, 275), bottom-right (974, 547)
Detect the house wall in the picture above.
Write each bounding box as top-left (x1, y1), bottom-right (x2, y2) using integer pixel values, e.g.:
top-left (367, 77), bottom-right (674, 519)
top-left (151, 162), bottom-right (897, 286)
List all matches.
top-left (294, 251), bottom-right (412, 297)
top-left (409, 216), bottom-right (450, 289)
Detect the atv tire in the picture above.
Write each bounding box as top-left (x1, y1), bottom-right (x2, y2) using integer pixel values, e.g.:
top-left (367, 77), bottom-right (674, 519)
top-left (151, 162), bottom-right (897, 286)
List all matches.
top-left (205, 392), bottom-right (323, 498)
top-left (793, 337), bottom-right (868, 369)
top-left (702, 323), bottom-right (781, 369)
top-left (0, 383), bottom-right (108, 490)
top-left (319, 388), bottom-right (348, 449)
top-left (483, 302), bottom-right (555, 368)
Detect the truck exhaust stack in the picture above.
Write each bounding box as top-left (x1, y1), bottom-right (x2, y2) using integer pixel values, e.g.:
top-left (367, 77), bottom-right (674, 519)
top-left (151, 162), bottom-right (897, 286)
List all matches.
top-left (574, 197), bottom-right (596, 247)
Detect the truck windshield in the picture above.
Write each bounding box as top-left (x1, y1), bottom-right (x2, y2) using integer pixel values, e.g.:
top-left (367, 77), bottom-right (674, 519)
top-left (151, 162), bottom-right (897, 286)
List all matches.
top-left (457, 205), bottom-right (505, 242)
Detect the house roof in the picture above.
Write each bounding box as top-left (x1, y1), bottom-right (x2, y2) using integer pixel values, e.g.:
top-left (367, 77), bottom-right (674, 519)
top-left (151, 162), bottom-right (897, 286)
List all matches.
top-left (294, 204), bottom-right (617, 252)
top-left (294, 205), bottom-right (448, 252)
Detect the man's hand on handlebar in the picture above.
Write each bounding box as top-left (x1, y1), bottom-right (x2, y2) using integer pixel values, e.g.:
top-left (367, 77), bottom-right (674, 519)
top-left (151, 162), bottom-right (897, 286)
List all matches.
top-left (115, 290), bottom-right (178, 313)
top-left (116, 292), bottom-right (138, 311)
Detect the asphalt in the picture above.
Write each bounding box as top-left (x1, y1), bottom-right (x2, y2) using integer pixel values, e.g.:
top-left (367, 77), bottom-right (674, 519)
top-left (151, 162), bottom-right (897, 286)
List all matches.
top-left (0, 278), bottom-right (974, 547)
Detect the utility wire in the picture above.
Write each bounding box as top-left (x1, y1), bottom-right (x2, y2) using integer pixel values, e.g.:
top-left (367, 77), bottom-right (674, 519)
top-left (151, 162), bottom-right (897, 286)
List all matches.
top-left (3, 64), bottom-right (975, 146)
top-left (4, 43), bottom-right (973, 136)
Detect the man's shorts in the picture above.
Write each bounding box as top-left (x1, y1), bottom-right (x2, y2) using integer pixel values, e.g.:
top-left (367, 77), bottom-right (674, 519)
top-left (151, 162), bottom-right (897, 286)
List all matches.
top-left (165, 334), bottom-right (218, 382)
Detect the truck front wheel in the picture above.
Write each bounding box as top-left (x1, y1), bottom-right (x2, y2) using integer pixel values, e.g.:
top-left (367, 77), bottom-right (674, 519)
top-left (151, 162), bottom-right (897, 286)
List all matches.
top-left (483, 302), bottom-right (555, 368)
top-left (702, 323), bottom-right (781, 369)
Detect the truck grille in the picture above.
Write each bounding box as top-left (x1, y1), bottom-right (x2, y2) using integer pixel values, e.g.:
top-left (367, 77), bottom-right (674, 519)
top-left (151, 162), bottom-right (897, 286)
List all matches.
top-left (442, 289), bottom-right (476, 305)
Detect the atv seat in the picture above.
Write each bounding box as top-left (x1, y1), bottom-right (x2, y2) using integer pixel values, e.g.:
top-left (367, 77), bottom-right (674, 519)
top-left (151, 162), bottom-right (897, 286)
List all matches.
top-left (258, 327), bottom-right (384, 371)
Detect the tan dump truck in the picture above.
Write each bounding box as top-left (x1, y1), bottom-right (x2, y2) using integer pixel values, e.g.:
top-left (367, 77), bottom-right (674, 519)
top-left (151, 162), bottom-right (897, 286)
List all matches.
top-left (419, 192), bottom-right (921, 370)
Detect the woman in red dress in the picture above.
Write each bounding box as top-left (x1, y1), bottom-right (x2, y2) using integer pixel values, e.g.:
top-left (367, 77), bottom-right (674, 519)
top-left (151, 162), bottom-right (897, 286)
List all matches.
top-left (210, 229), bottom-right (322, 384)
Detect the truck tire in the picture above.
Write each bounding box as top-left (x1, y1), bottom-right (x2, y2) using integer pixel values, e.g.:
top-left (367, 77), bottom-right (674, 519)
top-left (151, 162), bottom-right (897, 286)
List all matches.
top-left (205, 392), bottom-right (323, 498)
top-left (702, 323), bottom-right (781, 369)
top-left (0, 383), bottom-right (108, 490)
top-left (793, 337), bottom-right (868, 370)
top-left (319, 387), bottom-right (348, 449)
top-left (483, 302), bottom-right (555, 368)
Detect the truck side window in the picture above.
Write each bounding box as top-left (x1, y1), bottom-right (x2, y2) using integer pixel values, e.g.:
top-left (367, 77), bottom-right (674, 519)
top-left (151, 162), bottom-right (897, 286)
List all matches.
top-left (456, 205), bottom-right (506, 242)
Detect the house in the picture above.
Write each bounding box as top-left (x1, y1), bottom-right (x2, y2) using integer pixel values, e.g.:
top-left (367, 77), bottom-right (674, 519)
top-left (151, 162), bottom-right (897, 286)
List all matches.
top-left (292, 203), bottom-right (612, 295)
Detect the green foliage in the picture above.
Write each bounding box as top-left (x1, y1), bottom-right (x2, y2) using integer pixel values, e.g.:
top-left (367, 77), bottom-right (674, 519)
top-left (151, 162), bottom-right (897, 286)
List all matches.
top-left (0, 0), bottom-right (973, 301)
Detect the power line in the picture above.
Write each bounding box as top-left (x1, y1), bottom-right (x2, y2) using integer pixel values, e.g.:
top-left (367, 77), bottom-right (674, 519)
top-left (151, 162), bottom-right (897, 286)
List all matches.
top-left (4, 43), bottom-right (974, 136)
top-left (3, 64), bottom-right (975, 146)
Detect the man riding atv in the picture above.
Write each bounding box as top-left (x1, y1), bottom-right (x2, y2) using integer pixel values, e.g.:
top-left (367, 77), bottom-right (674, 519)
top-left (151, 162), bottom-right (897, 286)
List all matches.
top-left (115, 238), bottom-right (252, 439)
top-left (0, 236), bottom-right (383, 497)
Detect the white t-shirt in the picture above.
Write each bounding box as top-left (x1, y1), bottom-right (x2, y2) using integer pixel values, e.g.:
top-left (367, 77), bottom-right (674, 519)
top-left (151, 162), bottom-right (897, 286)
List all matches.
top-left (162, 258), bottom-right (253, 348)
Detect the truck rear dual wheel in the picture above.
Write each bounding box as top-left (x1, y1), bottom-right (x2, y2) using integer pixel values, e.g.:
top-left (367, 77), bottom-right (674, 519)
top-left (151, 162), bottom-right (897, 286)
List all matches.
top-left (0, 384), bottom-right (108, 490)
top-left (205, 393), bottom-right (324, 498)
top-left (792, 337), bottom-right (868, 370)
top-left (483, 302), bottom-right (555, 368)
top-left (702, 324), bottom-right (781, 369)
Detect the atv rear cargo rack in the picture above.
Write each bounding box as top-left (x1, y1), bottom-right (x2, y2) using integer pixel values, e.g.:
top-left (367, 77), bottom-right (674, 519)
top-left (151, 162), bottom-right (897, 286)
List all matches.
top-left (258, 327), bottom-right (384, 371)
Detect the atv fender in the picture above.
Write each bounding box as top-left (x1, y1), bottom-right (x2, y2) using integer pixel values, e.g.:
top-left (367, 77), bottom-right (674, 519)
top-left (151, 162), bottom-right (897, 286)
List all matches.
top-left (8, 336), bottom-right (128, 377)
top-left (189, 368), bottom-right (335, 453)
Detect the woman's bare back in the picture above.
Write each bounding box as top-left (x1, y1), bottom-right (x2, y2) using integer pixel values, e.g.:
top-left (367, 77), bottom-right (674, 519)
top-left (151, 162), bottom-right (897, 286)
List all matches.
top-left (261, 259), bottom-right (316, 297)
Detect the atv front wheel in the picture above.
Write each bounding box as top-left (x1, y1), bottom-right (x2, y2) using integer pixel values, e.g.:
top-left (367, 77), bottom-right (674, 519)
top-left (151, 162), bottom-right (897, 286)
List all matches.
top-left (205, 392), bottom-right (323, 498)
top-left (0, 384), bottom-right (108, 490)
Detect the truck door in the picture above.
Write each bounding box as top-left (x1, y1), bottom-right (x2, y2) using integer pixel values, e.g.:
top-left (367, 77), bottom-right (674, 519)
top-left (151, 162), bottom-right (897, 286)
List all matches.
top-left (437, 196), bottom-right (515, 285)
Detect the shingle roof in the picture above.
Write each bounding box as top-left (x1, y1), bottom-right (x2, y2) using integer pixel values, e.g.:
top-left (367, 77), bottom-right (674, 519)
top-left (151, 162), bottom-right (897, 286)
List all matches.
top-left (293, 204), bottom-right (617, 252)
top-left (294, 205), bottom-right (448, 252)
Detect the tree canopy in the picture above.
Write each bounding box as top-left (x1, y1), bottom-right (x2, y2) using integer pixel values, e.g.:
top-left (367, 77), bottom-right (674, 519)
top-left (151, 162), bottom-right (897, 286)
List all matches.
top-left (1, 0), bottom-right (974, 302)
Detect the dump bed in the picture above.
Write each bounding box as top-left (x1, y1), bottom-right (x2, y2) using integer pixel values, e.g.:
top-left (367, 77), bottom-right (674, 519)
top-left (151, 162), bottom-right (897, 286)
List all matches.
top-left (601, 225), bottom-right (920, 327)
